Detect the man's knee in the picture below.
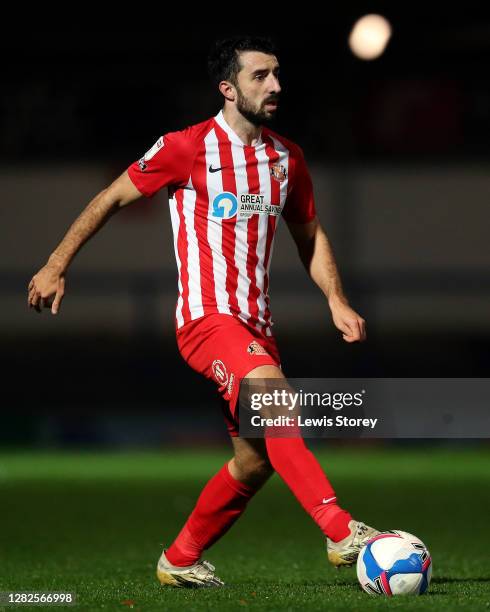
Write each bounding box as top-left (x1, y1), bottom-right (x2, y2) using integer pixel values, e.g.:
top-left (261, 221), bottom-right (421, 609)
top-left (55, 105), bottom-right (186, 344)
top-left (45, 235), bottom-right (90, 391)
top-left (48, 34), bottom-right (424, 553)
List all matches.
top-left (230, 439), bottom-right (273, 487)
top-left (233, 452), bottom-right (273, 480)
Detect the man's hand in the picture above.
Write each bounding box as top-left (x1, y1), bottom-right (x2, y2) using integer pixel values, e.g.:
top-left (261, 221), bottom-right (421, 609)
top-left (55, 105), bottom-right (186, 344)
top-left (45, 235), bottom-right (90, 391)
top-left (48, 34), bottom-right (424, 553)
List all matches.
top-left (287, 218), bottom-right (366, 343)
top-left (26, 170), bottom-right (143, 317)
top-left (329, 296), bottom-right (366, 343)
top-left (28, 262), bottom-right (65, 315)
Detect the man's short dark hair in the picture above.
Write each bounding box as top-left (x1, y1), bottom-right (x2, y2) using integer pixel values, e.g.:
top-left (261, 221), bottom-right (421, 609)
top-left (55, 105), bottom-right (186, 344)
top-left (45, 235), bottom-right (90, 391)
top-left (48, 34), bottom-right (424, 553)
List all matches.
top-left (207, 35), bottom-right (278, 87)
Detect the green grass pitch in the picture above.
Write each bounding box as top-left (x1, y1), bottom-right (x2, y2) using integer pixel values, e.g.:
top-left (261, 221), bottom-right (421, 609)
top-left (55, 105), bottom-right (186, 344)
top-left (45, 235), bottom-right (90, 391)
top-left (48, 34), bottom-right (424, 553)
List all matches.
top-left (0, 446), bottom-right (489, 611)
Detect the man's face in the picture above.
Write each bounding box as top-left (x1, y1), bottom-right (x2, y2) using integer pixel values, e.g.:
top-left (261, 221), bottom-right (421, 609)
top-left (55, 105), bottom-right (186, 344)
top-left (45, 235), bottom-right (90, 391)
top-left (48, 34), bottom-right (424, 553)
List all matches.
top-left (233, 51), bottom-right (281, 126)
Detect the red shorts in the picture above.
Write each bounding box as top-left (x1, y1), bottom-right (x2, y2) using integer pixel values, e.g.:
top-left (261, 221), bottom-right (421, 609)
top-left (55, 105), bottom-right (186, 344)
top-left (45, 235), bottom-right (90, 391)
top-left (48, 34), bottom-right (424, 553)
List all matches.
top-left (176, 313), bottom-right (281, 437)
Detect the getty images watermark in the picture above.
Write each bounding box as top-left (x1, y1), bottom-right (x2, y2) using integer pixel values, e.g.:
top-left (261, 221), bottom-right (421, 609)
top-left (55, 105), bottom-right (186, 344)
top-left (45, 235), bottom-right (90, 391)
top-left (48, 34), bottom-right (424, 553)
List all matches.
top-left (238, 378), bottom-right (490, 438)
top-left (248, 388), bottom-right (377, 430)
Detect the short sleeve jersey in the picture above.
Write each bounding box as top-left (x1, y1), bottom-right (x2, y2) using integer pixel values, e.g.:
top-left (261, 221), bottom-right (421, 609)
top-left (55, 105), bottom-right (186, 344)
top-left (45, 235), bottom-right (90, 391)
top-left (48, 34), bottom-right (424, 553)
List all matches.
top-left (127, 110), bottom-right (316, 334)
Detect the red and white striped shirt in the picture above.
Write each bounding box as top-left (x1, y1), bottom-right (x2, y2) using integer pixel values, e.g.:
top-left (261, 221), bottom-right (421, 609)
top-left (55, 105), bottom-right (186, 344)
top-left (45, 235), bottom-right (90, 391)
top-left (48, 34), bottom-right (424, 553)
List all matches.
top-left (127, 110), bottom-right (316, 336)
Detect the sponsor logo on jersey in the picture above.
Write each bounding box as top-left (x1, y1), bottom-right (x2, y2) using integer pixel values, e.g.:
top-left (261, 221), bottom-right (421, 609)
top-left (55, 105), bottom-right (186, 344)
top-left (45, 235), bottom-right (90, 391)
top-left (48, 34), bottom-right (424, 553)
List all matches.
top-left (270, 164), bottom-right (287, 182)
top-left (212, 192), bottom-right (238, 219)
top-left (212, 192), bottom-right (282, 220)
top-left (212, 359), bottom-right (228, 386)
top-left (247, 340), bottom-right (269, 356)
top-left (138, 157), bottom-right (147, 171)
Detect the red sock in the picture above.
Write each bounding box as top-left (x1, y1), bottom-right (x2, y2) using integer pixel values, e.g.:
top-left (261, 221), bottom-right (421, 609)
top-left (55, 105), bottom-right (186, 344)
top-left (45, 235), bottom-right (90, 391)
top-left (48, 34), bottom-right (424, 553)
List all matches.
top-left (265, 437), bottom-right (352, 542)
top-left (165, 462), bottom-right (256, 566)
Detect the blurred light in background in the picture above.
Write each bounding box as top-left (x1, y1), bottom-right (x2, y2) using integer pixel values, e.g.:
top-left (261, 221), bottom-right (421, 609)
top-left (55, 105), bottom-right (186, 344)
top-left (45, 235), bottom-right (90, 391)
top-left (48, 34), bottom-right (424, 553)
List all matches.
top-left (349, 14), bottom-right (392, 60)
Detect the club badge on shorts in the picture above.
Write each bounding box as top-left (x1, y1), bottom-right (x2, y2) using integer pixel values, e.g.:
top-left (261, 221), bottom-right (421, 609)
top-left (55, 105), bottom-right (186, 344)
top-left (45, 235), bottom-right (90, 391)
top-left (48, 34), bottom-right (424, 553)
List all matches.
top-left (247, 341), bottom-right (269, 356)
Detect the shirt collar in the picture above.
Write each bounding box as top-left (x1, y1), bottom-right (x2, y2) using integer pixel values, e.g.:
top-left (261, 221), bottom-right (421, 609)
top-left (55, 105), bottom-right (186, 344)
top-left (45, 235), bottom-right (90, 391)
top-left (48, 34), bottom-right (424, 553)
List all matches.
top-left (214, 109), bottom-right (263, 147)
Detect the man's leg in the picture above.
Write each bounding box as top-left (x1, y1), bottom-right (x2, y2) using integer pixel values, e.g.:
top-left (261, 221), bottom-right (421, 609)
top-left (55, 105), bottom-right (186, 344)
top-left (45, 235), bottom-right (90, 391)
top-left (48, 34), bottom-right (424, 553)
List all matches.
top-left (244, 364), bottom-right (378, 565)
top-left (158, 313), bottom-right (282, 585)
top-left (163, 437), bottom-right (273, 568)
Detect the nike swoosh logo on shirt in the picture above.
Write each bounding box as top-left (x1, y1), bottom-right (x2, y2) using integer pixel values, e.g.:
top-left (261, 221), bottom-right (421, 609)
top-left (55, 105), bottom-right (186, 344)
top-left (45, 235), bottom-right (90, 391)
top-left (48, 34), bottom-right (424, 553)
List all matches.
top-left (209, 165), bottom-right (227, 173)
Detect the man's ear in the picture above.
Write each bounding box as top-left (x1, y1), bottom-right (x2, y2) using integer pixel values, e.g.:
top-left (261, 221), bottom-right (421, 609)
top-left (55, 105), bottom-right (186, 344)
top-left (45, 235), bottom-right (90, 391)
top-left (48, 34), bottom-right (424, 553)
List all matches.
top-left (219, 80), bottom-right (236, 102)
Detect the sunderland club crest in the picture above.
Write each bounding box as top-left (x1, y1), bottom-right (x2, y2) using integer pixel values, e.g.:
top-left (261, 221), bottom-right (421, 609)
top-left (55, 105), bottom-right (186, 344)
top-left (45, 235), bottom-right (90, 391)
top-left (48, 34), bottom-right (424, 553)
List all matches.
top-left (270, 164), bottom-right (287, 182)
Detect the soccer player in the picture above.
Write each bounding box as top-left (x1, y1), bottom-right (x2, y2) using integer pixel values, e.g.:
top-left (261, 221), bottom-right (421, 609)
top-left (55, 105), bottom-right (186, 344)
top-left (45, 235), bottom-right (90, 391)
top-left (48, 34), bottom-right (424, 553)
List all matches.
top-left (27, 36), bottom-right (378, 587)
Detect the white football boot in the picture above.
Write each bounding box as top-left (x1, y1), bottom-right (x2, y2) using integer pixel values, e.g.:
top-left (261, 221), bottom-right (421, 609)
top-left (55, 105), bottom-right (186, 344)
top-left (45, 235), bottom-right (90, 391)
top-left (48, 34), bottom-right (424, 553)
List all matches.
top-left (327, 520), bottom-right (380, 567)
top-left (156, 549), bottom-right (224, 588)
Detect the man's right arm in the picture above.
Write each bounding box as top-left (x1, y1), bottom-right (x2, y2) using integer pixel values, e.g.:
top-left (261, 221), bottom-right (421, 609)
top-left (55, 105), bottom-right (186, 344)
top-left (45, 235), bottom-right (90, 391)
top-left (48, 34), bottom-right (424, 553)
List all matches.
top-left (27, 170), bottom-right (143, 315)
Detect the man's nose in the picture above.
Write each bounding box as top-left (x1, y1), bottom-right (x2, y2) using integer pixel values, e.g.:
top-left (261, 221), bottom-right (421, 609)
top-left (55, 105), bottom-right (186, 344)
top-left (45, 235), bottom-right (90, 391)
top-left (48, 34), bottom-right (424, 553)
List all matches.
top-left (268, 74), bottom-right (281, 94)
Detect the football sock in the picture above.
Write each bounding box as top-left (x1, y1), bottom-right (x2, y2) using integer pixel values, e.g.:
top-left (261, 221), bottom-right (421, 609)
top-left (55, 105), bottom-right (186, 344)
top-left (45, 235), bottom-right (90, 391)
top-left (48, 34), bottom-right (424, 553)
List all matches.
top-left (265, 436), bottom-right (352, 542)
top-left (165, 461), bottom-right (256, 566)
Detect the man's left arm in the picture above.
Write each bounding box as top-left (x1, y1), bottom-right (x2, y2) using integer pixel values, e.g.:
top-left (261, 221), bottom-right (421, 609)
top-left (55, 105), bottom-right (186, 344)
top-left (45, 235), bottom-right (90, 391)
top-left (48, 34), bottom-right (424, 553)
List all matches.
top-left (286, 217), bottom-right (366, 343)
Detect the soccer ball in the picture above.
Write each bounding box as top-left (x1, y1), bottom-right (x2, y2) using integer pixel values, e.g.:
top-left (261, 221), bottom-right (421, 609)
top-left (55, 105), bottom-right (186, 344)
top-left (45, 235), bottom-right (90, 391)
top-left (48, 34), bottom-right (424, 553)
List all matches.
top-left (357, 530), bottom-right (432, 596)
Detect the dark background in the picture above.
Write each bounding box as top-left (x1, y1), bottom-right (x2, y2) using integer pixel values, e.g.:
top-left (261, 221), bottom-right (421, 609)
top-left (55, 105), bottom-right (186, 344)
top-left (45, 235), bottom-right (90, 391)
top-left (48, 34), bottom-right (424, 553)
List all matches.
top-left (5, 13), bottom-right (490, 162)
top-left (2, 11), bottom-right (489, 447)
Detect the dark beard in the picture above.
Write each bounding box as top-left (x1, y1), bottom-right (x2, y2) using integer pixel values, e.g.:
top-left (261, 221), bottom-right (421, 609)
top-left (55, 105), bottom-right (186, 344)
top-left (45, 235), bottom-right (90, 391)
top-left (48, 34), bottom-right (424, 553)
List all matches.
top-left (236, 87), bottom-right (278, 127)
